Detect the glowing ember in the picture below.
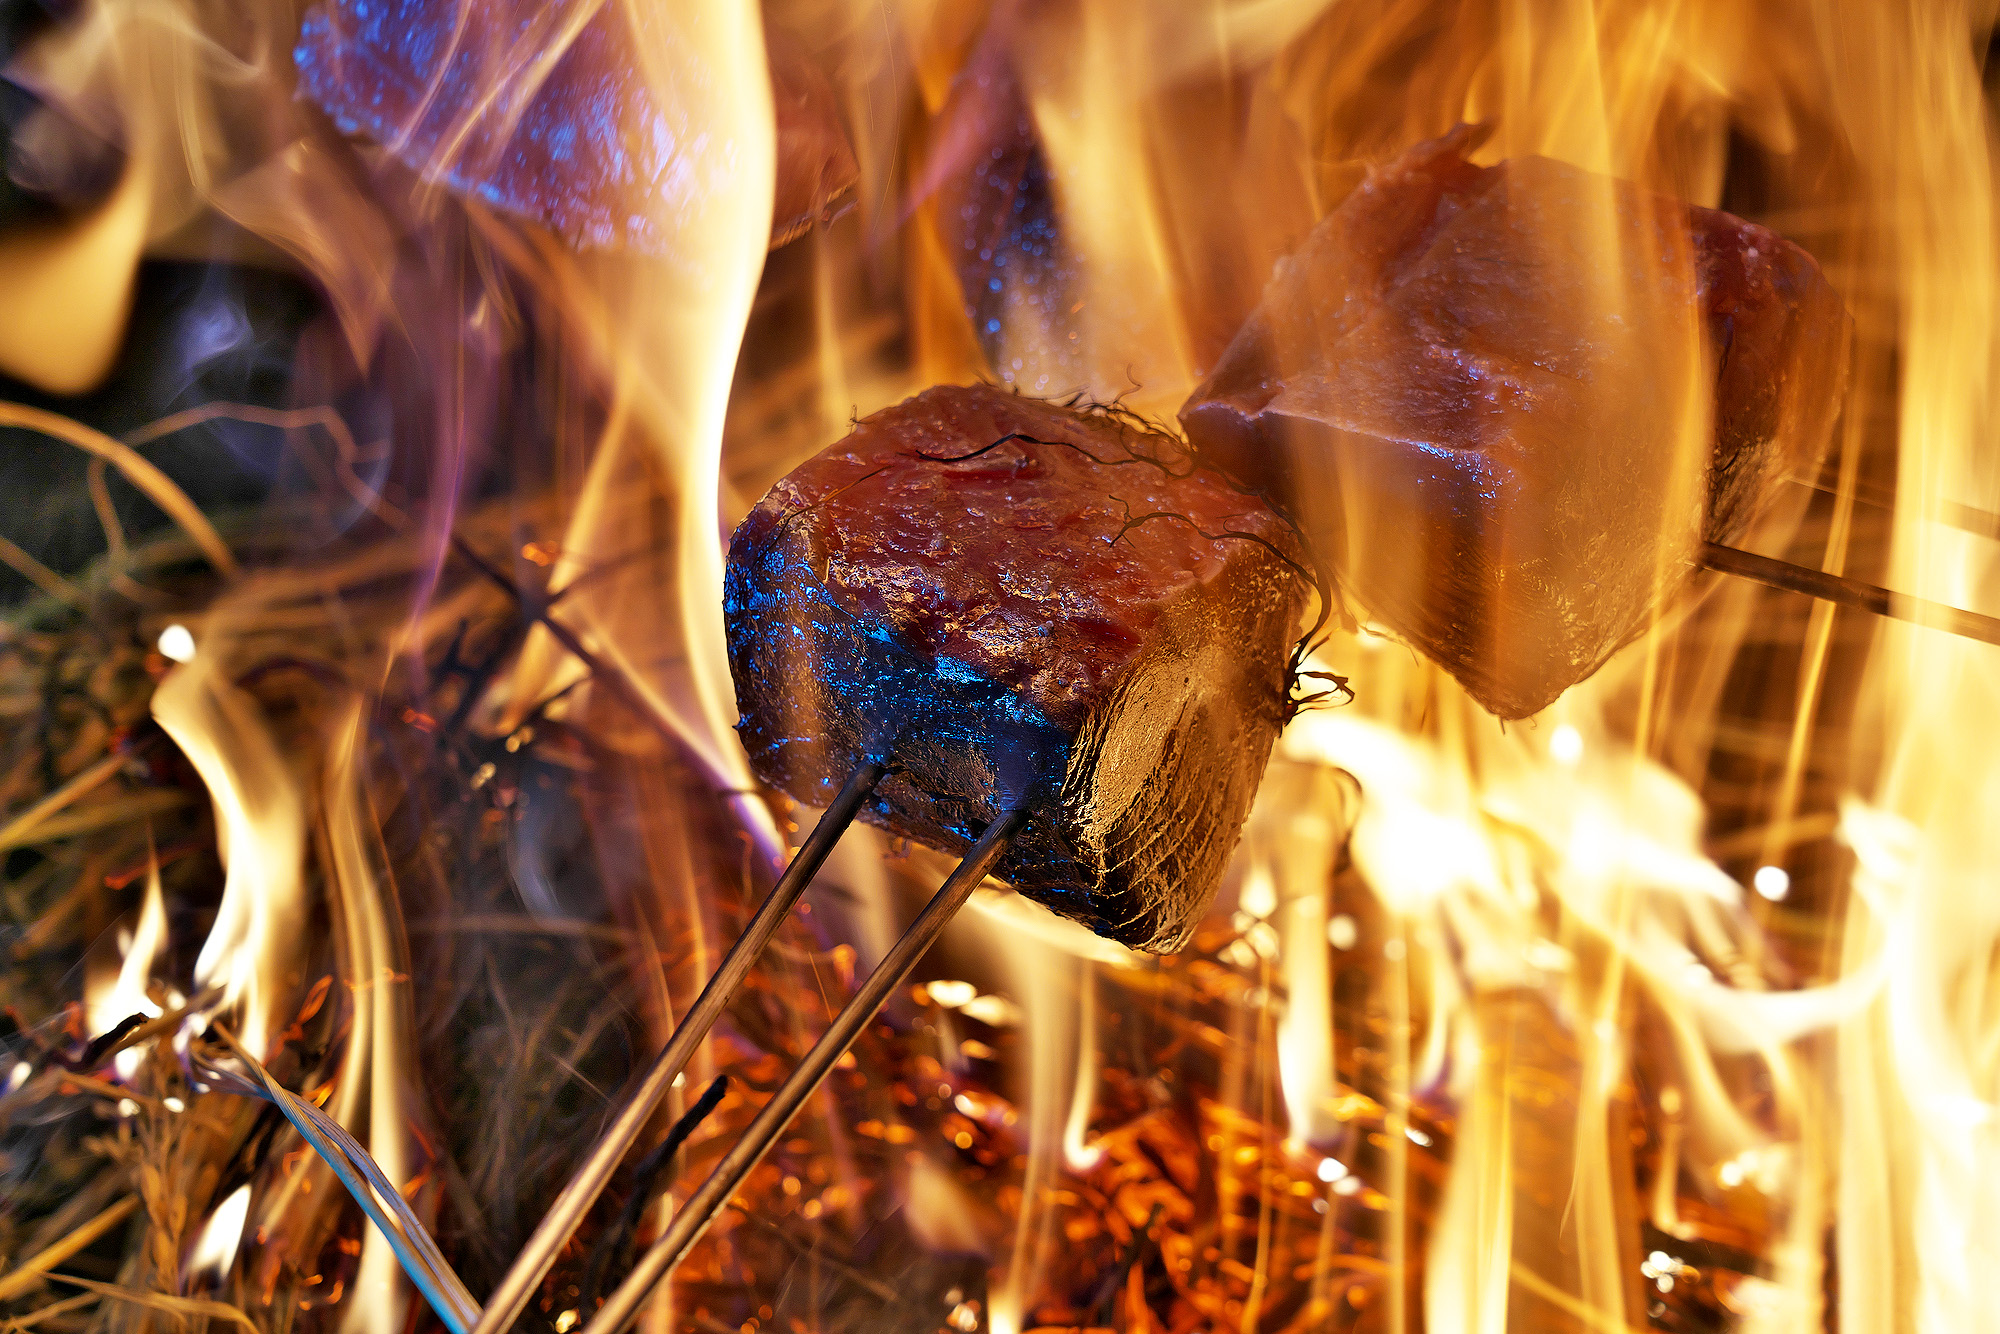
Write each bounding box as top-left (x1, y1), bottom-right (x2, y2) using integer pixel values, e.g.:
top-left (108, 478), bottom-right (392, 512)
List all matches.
top-left (156, 623), bottom-right (196, 663)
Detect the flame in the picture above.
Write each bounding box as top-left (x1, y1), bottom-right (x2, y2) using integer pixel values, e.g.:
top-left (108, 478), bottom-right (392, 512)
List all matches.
top-left (323, 706), bottom-right (420, 1334)
top-left (971, 915), bottom-right (1109, 1334)
top-left (495, 0), bottom-right (781, 805)
top-left (1262, 794), bottom-right (1347, 1149)
top-left (748, 0), bottom-right (2000, 1325)
top-left (191, 1184), bottom-right (253, 1276)
top-left (152, 650), bottom-right (306, 1062)
top-left (32, 0), bottom-right (2000, 1327)
top-left (1059, 978), bottom-right (1103, 1174)
top-left (1825, 2), bottom-right (2000, 1328)
top-left (85, 851), bottom-right (169, 1080)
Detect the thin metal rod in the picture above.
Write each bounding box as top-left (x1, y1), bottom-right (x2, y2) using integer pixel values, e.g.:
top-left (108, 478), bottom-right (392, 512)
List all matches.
top-left (471, 762), bottom-right (886, 1334)
top-left (1700, 541), bottom-right (2000, 647)
top-left (1784, 473), bottom-right (2000, 542)
top-left (582, 805), bottom-right (1032, 1334)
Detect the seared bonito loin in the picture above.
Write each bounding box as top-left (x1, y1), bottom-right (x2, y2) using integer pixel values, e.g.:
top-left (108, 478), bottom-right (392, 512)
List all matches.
top-left (724, 384), bottom-right (1311, 952)
top-left (1181, 126), bottom-right (1850, 720)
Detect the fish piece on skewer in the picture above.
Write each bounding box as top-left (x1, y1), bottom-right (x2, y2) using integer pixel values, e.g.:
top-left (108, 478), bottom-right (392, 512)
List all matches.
top-left (725, 383), bottom-right (1311, 951)
top-left (1181, 126), bottom-right (1850, 719)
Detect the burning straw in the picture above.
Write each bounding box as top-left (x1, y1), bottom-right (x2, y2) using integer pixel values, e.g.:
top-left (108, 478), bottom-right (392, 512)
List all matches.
top-left (2, 0), bottom-right (1997, 1333)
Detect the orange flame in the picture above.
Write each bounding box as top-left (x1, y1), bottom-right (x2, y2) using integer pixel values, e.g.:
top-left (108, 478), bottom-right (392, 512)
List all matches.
top-left (37, 0), bottom-right (2000, 1327)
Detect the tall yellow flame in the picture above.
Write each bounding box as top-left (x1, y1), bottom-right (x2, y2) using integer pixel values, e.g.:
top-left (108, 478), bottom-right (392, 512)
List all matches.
top-left (152, 650), bottom-right (307, 1063)
top-left (782, 1), bottom-right (1999, 1327)
top-left (502, 0), bottom-right (778, 783)
top-left (1826, 2), bottom-right (2000, 1328)
top-left (51, 0), bottom-right (2000, 1327)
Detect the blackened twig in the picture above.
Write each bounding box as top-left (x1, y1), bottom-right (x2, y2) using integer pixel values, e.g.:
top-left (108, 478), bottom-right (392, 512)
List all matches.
top-left (447, 535), bottom-right (678, 740)
top-left (59, 1014), bottom-right (148, 1071)
top-left (580, 1075), bottom-right (730, 1310)
top-left (1089, 1202), bottom-right (1164, 1325)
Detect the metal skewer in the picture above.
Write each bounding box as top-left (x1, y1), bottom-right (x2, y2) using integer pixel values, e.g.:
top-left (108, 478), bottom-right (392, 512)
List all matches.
top-left (580, 805), bottom-right (1033, 1334)
top-left (471, 762), bottom-right (887, 1334)
top-left (1700, 541), bottom-right (2000, 647)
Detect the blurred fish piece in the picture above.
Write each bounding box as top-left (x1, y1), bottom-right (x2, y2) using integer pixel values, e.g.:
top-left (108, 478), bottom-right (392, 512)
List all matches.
top-left (1181, 126), bottom-right (1850, 719)
top-left (293, 0), bottom-right (856, 253)
top-left (910, 3), bottom-right (1078, 385)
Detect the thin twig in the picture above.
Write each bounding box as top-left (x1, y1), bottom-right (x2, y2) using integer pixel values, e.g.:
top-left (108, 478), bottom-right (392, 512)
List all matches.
top-left (124, 402), bottom-right (408, 530)
top-left (0, 752), bottom-right (129, 849)
top-left (0, 789), bottom-right (192, 854)
top-left (85, 459), bottom-right (126, 564)
top-left (0, 1289), bottom-right (97, 1331)
top-left (41, 1275), bottom-right (257, 1333)
top-left (0, 1196), bottom-right (139, 1301)
top-left (0, 536), bottom-right (85, 609)
top-left (43, 1072), bottom-right (152, 1107)
top-left (0, 402), bottom-right (237, 577)
top-left (81, 995), bottom-right (209, 1072)
top-left (580, 1076), bottom-right (730, 1308)
top-left (62, 1015), bottom-right (149, 1071)
top-left (447, 537), bottom-right (783, 870)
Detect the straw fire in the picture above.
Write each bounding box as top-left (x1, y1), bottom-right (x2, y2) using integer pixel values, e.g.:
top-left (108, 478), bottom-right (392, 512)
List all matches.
top-left (0, 1), bottom-right (1994, 1333)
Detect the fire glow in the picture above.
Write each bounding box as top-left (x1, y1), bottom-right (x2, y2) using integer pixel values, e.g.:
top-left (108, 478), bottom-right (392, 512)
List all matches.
top-left (0, 2), bottom-right (1994, 1334)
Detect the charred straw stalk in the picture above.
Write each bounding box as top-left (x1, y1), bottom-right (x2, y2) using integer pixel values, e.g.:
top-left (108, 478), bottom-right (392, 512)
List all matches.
top-left (577, 1075), bottom-right (731, 1309)
top-left (0, 402), bottom-right (239, 578)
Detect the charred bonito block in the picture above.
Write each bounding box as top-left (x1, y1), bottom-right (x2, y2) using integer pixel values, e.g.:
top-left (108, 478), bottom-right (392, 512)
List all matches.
top-left (725, 385), bottom-right (1310, 951)
top-left (1180, 126), bottom-right (1850, 719)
